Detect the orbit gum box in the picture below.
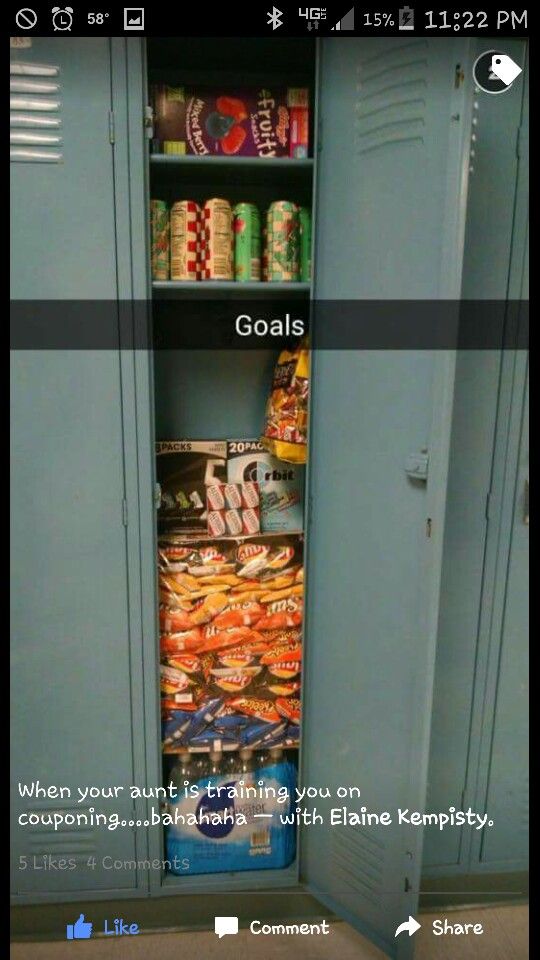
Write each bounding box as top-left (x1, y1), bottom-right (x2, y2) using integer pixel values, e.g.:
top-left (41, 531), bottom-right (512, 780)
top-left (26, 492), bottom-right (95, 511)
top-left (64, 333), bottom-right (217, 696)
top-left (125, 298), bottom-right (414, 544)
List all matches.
top-left (227, 440), bottom-right (305, 533)
top-left (151, 86), bottom-right (309, 158)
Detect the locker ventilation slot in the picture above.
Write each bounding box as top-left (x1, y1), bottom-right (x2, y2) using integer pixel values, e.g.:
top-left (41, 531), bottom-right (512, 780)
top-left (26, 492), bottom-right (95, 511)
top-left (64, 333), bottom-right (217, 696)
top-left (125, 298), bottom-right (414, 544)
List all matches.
top-left (330, 825), bottom-right (385, 906)
top-left (10, 61), bottom-right (63, 163)
top-left (23, 804), bottom-right (96, 858)
top-left (355, 41), bottom-right (428, 155)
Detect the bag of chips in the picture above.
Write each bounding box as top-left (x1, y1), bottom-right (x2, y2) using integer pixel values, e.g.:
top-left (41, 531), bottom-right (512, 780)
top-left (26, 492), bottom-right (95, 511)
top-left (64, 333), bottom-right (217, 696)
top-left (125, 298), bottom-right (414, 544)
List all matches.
top-left (261, 338), bottom-right (309, 464)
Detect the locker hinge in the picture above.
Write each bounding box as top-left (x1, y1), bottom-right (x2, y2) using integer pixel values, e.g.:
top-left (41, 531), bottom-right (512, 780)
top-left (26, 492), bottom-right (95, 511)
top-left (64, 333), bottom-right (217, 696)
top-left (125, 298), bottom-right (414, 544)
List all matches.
top-left (144, 105), bottom-right (154, 140)
top-left (122, 498), bottom-right (128, 526)
top-left (154, 482), bottom-right (162, 510)
top-left (454, 63), bottom-right (465, 89)
top-left (108, 110), bottom-right (115, 145)
top-left (485, 491), bottom-right (493, 521)
top-left (317, 116), bottom-right (322, 152)
top-left (404, 876), bottom-right (412, 892)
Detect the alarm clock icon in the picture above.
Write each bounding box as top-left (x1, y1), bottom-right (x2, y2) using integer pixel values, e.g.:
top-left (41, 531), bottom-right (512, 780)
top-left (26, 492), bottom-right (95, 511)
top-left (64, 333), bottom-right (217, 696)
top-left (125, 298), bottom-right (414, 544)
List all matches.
top-left (52, 6), bottom-right (73, 30)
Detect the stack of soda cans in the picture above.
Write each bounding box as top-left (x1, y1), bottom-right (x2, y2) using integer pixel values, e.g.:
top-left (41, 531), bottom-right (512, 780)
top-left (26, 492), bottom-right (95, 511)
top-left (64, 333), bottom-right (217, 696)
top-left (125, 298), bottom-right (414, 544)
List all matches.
top-left (151, 197), bottom-right (312, 283)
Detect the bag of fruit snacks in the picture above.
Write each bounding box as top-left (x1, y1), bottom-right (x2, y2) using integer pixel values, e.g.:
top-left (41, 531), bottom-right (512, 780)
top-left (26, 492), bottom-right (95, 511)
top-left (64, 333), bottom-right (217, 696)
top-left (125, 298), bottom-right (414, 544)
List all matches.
top-left (261, 337), bottom-right (309, 464)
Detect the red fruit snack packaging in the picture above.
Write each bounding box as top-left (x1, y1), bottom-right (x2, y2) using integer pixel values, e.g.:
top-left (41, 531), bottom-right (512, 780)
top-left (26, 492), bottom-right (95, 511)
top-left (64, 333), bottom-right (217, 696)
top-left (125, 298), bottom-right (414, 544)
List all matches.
top-left (151, 86), bottom-right (309, 158)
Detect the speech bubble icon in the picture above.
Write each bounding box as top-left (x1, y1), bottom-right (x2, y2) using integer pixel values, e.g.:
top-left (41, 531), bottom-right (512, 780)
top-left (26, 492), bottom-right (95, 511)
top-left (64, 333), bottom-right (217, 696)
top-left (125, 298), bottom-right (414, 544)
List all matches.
top-left (215, 916), bottom-right (239, 938)
top-left (490, 54), bottom-right (522, 86)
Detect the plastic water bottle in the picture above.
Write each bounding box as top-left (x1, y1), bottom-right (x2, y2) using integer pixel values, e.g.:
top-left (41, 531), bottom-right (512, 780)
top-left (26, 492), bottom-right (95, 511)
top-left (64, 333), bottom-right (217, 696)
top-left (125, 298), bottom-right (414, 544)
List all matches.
top-left (259, 747), bottom-right (284, 768)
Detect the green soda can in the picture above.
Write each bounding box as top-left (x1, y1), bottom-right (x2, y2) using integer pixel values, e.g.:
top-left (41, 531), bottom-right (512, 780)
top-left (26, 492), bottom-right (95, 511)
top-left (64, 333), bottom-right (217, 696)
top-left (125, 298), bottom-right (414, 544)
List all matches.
top-left (298, 206), bottom-right (312, 282)
top-left (150, 200), bottom-right (169, 280)
top-left (266, 201), bottom-right (299, 282)
top-left (233, 203), bottom-right (261, 282)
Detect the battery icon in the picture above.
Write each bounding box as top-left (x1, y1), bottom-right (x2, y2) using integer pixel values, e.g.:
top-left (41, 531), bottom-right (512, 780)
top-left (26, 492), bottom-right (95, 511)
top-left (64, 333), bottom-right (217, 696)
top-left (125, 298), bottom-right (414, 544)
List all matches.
top-left (398, 6), bottom-right (414, 30)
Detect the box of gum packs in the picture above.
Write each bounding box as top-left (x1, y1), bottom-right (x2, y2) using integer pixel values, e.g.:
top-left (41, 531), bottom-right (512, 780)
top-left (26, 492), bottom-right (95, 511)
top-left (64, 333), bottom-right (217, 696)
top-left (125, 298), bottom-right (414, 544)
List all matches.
top-left (207, 483), bottom-right (260, 537)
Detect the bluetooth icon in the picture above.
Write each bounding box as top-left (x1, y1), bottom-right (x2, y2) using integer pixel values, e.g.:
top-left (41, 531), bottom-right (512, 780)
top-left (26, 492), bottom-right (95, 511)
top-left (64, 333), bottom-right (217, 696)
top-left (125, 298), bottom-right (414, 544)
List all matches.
top-left (267, 6), bottom-right (284, 30)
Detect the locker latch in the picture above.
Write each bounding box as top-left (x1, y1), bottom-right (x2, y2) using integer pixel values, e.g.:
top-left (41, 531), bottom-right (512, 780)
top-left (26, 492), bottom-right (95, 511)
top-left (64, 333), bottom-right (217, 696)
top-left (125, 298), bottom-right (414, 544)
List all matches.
top-left (144, 105), bottom-right (154, 140)
top-left (405, 451), bottom-right (429, 481)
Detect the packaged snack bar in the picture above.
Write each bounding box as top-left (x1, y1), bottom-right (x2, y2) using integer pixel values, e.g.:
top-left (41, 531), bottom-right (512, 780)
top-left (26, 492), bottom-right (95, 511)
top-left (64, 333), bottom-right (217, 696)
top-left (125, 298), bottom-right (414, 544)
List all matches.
top-left (170, 200), bottom-right (201, 280)
top-left (200, 198), bottom-right (233, 280)
top-left (150, 200), bottom-right (169, 280)
top-left (151, 85), bottom-right (309, 158)
top-left (289, 102), bottom-right (309, 159)
top-left (261, 338), bottom-right (309, 463)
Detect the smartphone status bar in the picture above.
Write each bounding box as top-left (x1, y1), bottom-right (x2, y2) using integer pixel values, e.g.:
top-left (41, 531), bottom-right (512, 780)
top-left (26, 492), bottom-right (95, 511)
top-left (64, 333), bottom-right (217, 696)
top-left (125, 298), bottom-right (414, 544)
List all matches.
top-left (10, 4), bottom-right (529, 37)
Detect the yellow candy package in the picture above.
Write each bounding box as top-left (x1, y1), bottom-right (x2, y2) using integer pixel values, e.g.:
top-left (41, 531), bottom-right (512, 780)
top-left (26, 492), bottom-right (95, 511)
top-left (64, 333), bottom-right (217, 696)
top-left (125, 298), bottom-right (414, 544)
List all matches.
top-left (261, 338), bottom-right (309, 464)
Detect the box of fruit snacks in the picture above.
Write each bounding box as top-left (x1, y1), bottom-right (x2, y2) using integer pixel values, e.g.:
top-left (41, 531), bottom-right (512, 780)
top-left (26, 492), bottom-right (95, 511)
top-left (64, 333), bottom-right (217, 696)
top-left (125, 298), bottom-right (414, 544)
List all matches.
top-left (159, 533), bottom-right (303, 752)
top-left (151, 85), bottom-right (309, 158)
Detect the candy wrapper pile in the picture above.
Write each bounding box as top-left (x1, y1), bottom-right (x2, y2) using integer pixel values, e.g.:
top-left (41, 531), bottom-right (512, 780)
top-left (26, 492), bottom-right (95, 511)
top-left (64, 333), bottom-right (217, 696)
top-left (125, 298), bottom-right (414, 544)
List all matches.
top-left (159, 533), bottom-right (303, 751)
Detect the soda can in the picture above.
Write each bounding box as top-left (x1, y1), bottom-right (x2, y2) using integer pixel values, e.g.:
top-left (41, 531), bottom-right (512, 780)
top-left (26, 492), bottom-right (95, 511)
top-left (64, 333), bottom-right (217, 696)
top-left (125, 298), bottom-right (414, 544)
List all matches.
top-left (200, 198), bottom-right (233, 280)
top-left (298, 206), bottom-right (312, 282)
top-left (170, 200), bottom-right (201, 281)
top-left (233, 203), bottom-right (261, 282)
top-left (266, 201), bottom-right (299, 282)
top-left (150, 200), bottom-right (169, 280)
top-left (262, 225), bottom-right (268, 281)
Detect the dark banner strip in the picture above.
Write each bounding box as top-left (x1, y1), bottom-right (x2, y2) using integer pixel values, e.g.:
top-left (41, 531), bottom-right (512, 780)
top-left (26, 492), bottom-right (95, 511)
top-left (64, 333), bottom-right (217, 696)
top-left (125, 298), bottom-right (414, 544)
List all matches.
top-left (10, 300), bottom-right (528, 350)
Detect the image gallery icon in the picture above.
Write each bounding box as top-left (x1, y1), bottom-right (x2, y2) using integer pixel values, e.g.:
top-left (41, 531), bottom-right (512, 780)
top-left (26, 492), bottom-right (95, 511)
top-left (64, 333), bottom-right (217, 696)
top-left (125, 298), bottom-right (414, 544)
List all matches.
top-left (66, 914), bottom-right (93, 940)
top-left (124, 7), bottom-right (144, 30)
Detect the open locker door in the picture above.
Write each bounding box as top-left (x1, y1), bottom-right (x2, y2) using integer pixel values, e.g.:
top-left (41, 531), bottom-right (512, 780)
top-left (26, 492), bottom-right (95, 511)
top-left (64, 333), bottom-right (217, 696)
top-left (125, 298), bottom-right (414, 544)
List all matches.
top-left (301, 39), bottom-right (473, 957)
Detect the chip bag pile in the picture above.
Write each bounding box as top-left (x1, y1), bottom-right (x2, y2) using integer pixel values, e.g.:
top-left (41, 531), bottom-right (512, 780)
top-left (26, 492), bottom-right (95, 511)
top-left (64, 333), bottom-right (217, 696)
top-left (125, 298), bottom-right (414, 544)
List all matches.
top-left (159, 533), bottom-right (303, 752)
top-left (261, 338), bottom-right (309, 464)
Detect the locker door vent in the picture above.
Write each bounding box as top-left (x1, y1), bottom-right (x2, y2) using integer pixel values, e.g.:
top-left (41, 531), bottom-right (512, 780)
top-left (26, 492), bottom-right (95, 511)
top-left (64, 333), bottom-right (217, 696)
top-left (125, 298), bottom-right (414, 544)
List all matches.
top-left (354, 41), bottom-right (428, 155)
top-left (24, 802), bottom-right (96, 859)
top-left (10, 61), bottom-right (63, 163)
top-left (330, 824), bottom-right (385, 906)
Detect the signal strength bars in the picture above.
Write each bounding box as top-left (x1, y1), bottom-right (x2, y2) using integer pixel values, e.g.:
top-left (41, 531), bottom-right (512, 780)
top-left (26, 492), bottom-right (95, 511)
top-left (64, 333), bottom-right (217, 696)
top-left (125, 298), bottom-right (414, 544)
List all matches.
top-left (331, 6), bottom-right (354, 30)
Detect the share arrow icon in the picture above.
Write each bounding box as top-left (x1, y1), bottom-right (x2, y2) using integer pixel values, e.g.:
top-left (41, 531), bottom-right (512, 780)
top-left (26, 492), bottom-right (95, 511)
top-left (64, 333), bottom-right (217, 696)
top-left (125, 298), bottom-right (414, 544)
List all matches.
top-left (395, 916), bottom-right (421, 938)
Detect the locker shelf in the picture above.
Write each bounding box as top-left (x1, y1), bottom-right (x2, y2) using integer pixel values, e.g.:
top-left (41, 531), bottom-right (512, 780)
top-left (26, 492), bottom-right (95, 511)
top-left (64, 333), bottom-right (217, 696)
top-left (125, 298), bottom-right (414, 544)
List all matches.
top-left (161, 861), bottom-right (299, 894)
top-left (163, 745), bottom-right (300, 755)
top-left (149, 156), bottom-right (314, 194)
top-left (150, 156), bottom-right (314, 171)
top-left (152, 280), bottom-right (311, 296)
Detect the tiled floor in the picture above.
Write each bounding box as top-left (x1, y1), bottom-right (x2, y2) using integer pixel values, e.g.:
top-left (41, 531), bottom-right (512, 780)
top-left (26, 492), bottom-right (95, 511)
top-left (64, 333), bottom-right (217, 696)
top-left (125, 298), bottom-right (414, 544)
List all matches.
top-left (11, 905), bottom-right (528, 960)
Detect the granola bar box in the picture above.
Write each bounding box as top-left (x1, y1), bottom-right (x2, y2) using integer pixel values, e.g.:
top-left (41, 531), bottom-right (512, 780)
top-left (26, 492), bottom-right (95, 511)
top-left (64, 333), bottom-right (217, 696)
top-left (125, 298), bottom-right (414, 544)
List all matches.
top-left (151, 85), bottom-right (309, 158)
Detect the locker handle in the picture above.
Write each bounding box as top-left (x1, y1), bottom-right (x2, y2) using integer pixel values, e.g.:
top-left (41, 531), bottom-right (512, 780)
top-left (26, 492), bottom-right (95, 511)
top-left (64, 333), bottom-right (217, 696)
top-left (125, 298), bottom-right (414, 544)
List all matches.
top-left (405, 451), bottom-right (429, 481)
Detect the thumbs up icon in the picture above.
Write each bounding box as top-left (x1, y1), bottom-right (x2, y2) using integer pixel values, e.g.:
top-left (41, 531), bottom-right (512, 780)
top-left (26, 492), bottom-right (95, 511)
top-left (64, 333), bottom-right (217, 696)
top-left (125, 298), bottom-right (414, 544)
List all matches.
top-left (66, 914), bottom-right (93, 939)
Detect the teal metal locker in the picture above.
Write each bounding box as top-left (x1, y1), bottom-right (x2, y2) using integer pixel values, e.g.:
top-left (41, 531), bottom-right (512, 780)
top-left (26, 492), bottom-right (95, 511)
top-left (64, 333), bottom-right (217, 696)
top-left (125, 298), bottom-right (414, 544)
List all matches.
top-left (10, 38), bottom-right (149, 899)
top-left (12, 32), bottom-right (524, 960)
top-left (423, 40), bottom-right (529, 877)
